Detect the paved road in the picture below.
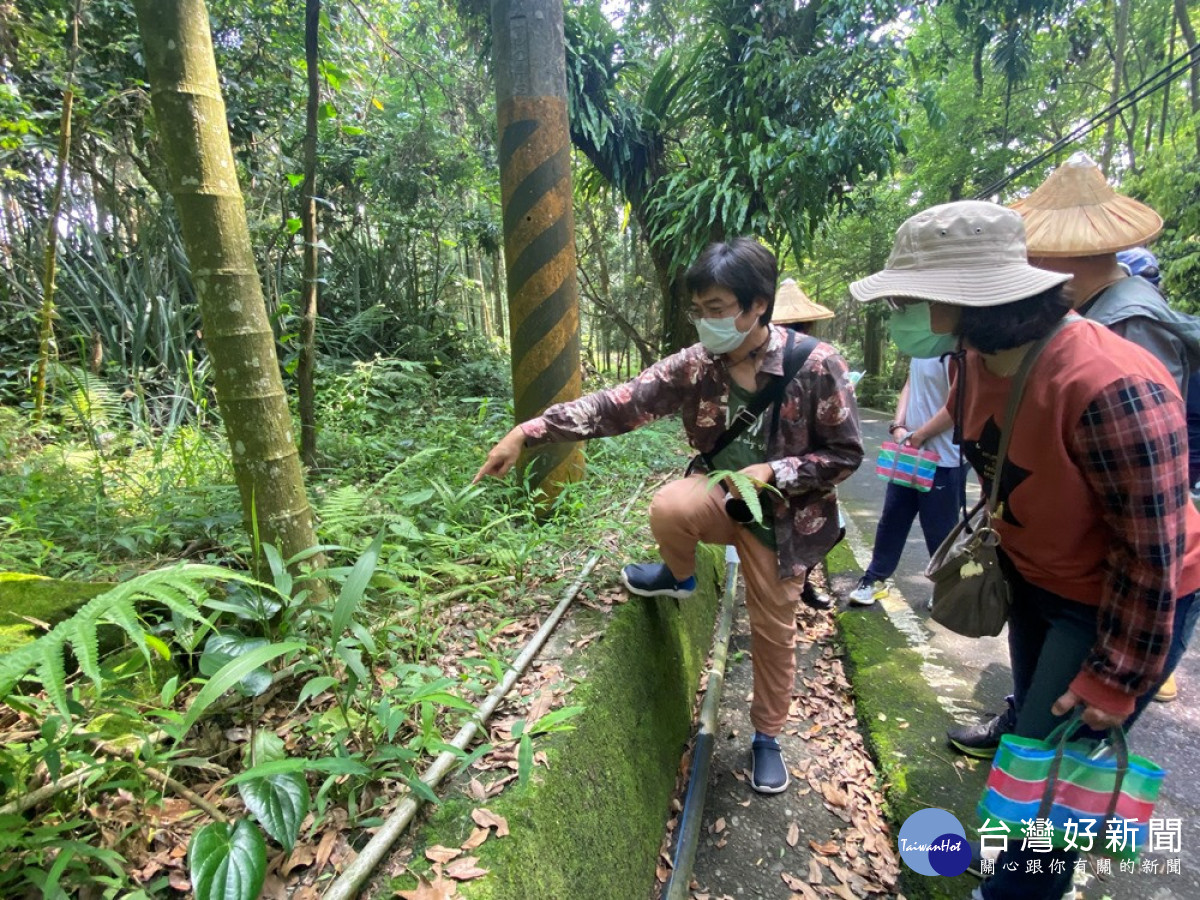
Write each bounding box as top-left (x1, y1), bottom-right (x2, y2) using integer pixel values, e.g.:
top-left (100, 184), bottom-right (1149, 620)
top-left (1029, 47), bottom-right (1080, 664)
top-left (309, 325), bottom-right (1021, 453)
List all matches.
top-left (838, 407), bottom-right (1200, 900)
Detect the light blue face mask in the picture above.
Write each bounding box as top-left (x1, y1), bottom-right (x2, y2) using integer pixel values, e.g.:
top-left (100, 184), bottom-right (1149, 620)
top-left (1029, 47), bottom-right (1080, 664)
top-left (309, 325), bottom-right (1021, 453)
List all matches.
top-left (889, 301), bottom-right (958, 358)
top-left (696, 314), bottom-right (753, 355)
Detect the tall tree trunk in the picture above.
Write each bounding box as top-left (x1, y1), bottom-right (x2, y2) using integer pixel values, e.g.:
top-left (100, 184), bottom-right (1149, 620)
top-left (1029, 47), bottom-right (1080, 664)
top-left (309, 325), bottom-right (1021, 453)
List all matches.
top-left (298, 0), bottom-right (321, 469)
top-left (492, 0), bottom-right (584, 502)
top-left (640, 215), bottom-right (691, 354)
top-left (1175, 0), bottom-right (1200, 157)
top-left (1100, 0), bottom-right (1130, 173)
top-left (1161, 3), bottom-right (1178, 148)
top-left (133, 0), bottom-right (320, 564)
top-left (583, 209), bottom-right (655, 368)
top-left (33, 0), bottom-right (81, 422)
top-left (490, 245), bottom-right (507, 344)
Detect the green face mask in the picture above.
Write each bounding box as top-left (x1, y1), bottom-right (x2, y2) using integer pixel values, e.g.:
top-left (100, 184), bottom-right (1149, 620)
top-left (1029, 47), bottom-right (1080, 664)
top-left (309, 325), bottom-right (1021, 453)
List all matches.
top-left (889, 301), bottom-right (958, 358)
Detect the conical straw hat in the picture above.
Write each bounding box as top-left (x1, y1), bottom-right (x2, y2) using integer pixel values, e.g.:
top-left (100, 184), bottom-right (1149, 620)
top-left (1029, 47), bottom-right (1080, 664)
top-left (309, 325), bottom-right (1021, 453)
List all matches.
top-left (1008, 152), bottom-right (1162, 257)
top-left (774, 278), bottom-right (834, 324)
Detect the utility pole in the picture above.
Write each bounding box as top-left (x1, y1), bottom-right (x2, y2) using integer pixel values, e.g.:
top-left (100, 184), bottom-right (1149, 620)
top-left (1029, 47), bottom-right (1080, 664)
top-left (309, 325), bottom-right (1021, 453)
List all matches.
top-left (492, 0), bottom-right (585, 503)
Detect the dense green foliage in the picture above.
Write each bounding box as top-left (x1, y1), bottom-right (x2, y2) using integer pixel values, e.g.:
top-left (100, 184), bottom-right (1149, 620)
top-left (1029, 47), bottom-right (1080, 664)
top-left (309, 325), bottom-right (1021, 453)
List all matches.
top-left (2, 0), bottom-right (1200, 893)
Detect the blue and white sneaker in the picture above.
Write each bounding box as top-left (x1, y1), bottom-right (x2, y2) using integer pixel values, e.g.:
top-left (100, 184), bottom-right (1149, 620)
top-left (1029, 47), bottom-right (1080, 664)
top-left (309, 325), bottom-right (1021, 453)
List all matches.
top-left (749, 733), bottom-right (789, 794)
top-left (620, 563), bottom-right (696, 599)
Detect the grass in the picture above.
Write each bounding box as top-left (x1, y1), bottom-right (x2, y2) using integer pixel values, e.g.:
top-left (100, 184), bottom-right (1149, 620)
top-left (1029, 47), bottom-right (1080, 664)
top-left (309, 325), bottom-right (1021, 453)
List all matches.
top-left (0, 356), bottom-right (701, 897)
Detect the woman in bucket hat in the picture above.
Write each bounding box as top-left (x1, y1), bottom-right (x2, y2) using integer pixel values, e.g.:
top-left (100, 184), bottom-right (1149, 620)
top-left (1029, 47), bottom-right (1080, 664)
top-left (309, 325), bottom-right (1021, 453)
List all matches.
top-left (949, 155), bottom-right (1200, 754)
top-left (851, 200), bottom-right (1200, 900)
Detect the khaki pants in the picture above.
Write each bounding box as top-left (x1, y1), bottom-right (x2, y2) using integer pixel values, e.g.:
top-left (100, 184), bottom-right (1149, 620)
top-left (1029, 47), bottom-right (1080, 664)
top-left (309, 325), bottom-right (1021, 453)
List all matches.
top-left (649, 475), bottom-right (805, 736)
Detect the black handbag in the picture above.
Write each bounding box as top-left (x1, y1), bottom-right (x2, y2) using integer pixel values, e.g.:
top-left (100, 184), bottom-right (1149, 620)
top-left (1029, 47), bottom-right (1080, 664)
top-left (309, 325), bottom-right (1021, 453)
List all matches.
top-left (926, 319), bottom-right (1072, 637)
top-left (685, 331), bottom-right (818, 522)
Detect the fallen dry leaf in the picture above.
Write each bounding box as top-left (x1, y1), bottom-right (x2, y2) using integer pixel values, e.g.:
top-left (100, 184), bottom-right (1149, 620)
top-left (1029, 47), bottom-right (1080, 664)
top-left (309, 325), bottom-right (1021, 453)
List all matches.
top-left (314, 828), bottom-right (339, 870)
top-left (821, 783), bottom-right (849, 808)
top-left (808, 857), bottom-right (823, 884)
top-left (786, 822), bottom-right (800, 847)
top-left (808, 839), bottom-right (839, 856)
top-left (397, 874), bottom-right (458, 899)
top-left (471, 808), bottom-right (509, 836)
top-left (781, 872), bottom-right (806, 890)
top-left (711, 817), bottom-right (726, 834)
top-left (168, 872), bottom-right (190, 892)
top-left (278, 843), bottom-right (317, 877)
top-left (461, 827), bottom-right (490, 851)
top-left (425, 845), bottom-right (462, 865)
top-left (444, 856), bottom-right (489, 881)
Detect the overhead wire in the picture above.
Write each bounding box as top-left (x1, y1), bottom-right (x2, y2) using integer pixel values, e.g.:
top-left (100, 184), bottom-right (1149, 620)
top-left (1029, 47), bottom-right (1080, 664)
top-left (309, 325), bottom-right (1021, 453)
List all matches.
top-left (975, 41), bottom-right (1200, 200)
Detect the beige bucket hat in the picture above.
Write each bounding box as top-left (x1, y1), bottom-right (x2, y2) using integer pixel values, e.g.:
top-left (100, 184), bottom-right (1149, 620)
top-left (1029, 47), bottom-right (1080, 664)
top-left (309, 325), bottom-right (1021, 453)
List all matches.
top-left (849, 201), bottom-right (1071, 307)
top-left (774, 278), bottom-right (835, 324)
top-left (1008, 152), bottom-right (1163, 257)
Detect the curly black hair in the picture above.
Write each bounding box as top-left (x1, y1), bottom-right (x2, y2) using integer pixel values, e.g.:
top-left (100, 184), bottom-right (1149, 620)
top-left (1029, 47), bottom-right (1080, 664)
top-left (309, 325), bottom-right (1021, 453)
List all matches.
top-left (955, 285), bottom-right (1071, 353)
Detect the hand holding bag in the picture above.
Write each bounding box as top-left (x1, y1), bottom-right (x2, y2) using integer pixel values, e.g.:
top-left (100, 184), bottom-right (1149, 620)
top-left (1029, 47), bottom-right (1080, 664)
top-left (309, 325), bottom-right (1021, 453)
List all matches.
top-left (977, 710), bottom-right (1165, 861)
top-left (925, 320), bottom-right (1070, 638)
top-left (875, 440), bottom-right (940, 491)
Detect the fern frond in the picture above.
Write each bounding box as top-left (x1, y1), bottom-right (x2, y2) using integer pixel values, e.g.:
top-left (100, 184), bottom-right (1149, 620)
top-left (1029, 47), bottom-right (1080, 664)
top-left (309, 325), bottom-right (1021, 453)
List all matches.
top-left (0, 564), bottom-right (271, 718)
top-left (38, 642), bottom-right (70, 719)
top-left (71, 616), bottom-right (102, 689)
top-left (103, 597), bottom-right (150, 659)
top-left (317, 485), bottom-right (374, 543)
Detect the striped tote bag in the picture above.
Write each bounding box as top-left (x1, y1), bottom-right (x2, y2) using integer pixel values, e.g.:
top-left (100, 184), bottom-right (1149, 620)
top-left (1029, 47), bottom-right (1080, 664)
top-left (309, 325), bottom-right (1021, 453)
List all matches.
top-left (977, 713), bottom-right (1164, 862)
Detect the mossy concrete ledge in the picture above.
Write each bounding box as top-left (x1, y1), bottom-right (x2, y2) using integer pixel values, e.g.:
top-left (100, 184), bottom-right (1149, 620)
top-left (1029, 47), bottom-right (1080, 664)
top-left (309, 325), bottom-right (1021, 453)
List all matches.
top-left (0, 573), bottom-right (112, 654)
top-left (414, 546), bottom-right (724, 900)
top-left (826, 542), bottom-right (986, 900)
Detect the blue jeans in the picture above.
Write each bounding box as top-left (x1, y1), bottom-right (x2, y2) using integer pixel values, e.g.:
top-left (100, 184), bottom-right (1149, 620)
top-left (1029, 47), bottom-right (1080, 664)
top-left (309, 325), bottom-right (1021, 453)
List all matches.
top-left (980, 555), bottom-right (1199, 900)
top-left (864, 464), bottom-right (968, 581)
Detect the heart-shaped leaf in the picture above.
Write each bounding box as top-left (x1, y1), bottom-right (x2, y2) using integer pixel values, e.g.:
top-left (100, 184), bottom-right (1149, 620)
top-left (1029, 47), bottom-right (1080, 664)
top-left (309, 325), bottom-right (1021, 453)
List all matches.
top-left (199, 633), bottom-right (272, 697)
top-left (238, 772), bottom-right (310, 851)
top-left (188, 819), bottom-right (267, 900)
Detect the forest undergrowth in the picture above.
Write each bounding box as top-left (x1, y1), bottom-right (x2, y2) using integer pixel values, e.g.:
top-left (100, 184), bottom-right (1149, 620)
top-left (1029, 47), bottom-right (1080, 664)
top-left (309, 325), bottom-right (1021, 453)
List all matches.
top-left (0, 357), bottom-right (688, 899)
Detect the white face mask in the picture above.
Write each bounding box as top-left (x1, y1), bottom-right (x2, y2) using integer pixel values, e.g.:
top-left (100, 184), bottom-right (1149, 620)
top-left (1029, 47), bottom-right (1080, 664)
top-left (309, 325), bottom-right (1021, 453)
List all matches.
top-left (696, 313), bottom-right (753, 355)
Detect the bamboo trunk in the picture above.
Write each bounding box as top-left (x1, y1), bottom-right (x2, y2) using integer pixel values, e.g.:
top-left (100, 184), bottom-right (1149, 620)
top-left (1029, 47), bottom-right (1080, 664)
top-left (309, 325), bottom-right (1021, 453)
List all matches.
top-left (33, 0), bottom-right (81, 421)
top-left (298, 0), bottom-right (322, 469)
top-left (133, 0), bottom-right (321, 565)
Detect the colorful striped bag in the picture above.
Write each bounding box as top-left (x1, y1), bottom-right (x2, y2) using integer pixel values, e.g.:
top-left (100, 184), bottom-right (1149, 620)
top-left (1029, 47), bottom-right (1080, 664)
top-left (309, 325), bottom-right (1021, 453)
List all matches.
top-left (875, 441), bottom-right (939, 492)
top-left (977, 712), bottom-right (1165, 861)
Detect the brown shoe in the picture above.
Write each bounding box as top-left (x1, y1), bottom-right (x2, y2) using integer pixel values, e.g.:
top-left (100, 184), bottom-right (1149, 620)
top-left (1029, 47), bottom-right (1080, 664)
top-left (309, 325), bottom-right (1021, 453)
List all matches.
top-left (1154, 673), bottom-right (1178, 703)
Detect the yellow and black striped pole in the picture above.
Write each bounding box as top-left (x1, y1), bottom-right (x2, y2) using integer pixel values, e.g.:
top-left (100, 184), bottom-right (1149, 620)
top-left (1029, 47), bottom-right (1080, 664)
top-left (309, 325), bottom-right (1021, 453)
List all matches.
top-left (492, 0), bottom-right (585, 502)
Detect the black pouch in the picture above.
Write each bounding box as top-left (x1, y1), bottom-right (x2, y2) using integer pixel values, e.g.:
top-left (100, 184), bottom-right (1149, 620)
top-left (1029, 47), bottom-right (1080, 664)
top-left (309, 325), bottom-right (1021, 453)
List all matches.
top-left (685, 454), bottom-right (760, 524)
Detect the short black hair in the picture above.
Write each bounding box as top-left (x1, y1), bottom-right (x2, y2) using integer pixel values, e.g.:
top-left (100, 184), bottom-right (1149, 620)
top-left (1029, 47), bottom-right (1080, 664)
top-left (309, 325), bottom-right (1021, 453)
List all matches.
top-left (955, 285), bottom-right (1071, 353)
top-left (685, 238), bottom-right (778, 326)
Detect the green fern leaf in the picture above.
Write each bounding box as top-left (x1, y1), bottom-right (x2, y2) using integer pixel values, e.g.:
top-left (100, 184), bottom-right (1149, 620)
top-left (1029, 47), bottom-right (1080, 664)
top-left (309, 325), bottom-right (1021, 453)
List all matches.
top-left (0, 563), bottom-right (271, 721)
top-left (69, 615), bottom-right (103, 690)
top-left (38, 642), bottom-right (70, 719)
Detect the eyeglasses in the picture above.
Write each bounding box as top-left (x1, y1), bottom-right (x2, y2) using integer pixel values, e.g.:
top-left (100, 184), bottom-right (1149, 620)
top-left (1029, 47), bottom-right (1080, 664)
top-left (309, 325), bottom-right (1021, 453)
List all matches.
top-left (686, 302), bottom-right (742, 323)
top-left (884, 297), bottom-right (917, 312)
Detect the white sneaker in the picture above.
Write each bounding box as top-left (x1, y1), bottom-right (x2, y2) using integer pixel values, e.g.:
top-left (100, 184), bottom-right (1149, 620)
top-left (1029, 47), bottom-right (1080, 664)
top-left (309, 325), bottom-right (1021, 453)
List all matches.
top-left (848, 577), bottom-right (887, 606)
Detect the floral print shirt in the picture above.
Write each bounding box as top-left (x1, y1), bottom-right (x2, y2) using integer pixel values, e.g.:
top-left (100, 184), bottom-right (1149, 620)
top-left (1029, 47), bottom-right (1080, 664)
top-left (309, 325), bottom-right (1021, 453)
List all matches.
top-left (521, 325), bottom-right (864, 578)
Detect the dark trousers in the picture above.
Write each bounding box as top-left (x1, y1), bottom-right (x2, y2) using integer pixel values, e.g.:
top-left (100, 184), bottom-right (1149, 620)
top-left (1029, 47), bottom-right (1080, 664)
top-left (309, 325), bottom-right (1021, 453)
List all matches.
top-left (980, 556), bottom-right (1199, 900)
top-left (864, 463), bottom-right (968, 581)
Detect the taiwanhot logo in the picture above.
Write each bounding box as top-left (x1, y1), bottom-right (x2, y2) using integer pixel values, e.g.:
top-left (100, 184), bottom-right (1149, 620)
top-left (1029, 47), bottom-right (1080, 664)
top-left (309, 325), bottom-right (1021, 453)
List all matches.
top-left (897, 807), bottom-right (971, 876)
